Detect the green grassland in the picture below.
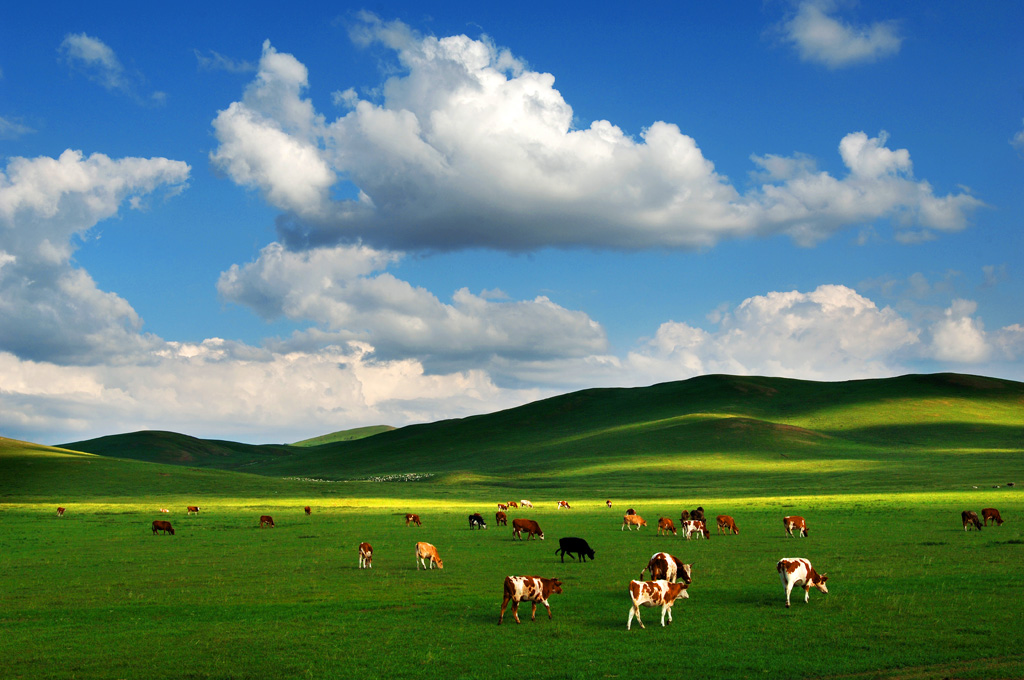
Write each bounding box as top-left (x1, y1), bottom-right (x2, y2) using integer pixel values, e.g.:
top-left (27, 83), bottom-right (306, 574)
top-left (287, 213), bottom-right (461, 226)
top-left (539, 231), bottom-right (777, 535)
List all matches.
top-left (3, 373), bottom-right (1024, 680)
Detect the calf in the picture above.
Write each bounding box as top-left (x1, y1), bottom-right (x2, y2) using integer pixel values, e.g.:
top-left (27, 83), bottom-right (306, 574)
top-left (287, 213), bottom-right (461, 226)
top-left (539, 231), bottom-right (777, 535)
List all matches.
top-left (358, 542), bottom-right (373, 569)
top-left (469, 513), bottom-right (488, 530)
top-left (557, 500), bottom-right (572, 509)
top-left (657, 517), bottom-right (677, 536)
top-left (495, 511), bottom-right (508, 526)
top-left (555, 537), bottom-right (595, 562)
top-left (520, 500), bottom-right (533, 508)
top-left (499, 576), bottom-right (563, 624)
top-left (777, 557), bottom-right (829, 608)
top-left (622, 514), bottom-right (647, 531)
top-left (56, 507), bottom-right (65, 517)
top-left (304, 506), bottom-right (311, 516)
top-left (640, 552), bottom-right (692, 584)
top-left (961, 510), bottom-right (983, 531)
top-left (627, 580), bottom-right (689, 630)
top-left (682, 520), bottom-right (709, 540)
top-left (186, 506), bottom-right (200, 515)
top-left (784, 516), bottom-right (809, 538)
top-left (259, 515), bottom-right (275, 528)
top-left (512, 518), bottom-right (544, 540)
top-left (981, 508), bottom-right (1004, 526)
top-left (405, 513), bottom-right (422, 527)
top-left (716, 515), bottom-right (739, 535)
top-left (152, 520), bottom-right (175, 535)
top-left (415, 542), bottom-right (444, 570)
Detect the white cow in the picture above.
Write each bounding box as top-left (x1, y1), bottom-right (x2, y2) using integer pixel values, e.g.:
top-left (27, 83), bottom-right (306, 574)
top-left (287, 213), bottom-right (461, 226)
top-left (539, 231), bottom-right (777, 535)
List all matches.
top-left (627, 580), bottom-right (689, 630)
top-left (777, 557), bottom-right (828, 608)
top-left (520, 500), bottom-right (533, 508)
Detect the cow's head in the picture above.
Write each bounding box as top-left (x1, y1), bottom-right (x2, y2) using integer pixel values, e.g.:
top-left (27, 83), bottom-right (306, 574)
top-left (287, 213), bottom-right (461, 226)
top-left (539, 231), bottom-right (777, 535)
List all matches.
top-left (538, 532), bottom-right (545, 540)
top-left (548, 578), bottom-right (563, 595)
top-left (434, 556), bottom-right (444, 569)
top-left (585, 548), bottom-right (596, 560)
top-left (681, 563), bottom-right (693, 584)
top-left (815, 574), bottom-right (829, 594)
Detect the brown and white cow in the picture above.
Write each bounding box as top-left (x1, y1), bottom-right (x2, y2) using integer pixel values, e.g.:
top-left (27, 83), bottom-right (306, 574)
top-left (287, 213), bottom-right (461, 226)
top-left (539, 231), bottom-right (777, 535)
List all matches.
top-left (622, 514), bottom-right (647, 531)
top-left (682, 520), bottom-right (709, 540)
top-left (495, 510), bottom-right (508, 526)
top-left (520, 500), bottom-right (533, 508)
top-left (777, 557), bottom-right (828, 608)
top-left (606, 500), bottom-right (612, 509)
top-left (627, 580), bottom-right (689, 630)
top-left (159, 508), bottom-right (170, 513)
top-left (716, 515), bottom-right (739, 535)
top-left (657, 517), bottom-right (677, 536)
top-left (152, 520), bottom-right (175, 535)
top-left (981, 508), bottom-right (1004, 526)
top-left (405, 513), bottom-right (422, 527)
top-left (415, 542), bottom-right (443, 570)
top-left (512, 518), bottom-right (544, 540)
top-left (186, 506), bottom-right (200, 515)
top-left (961, 510), bottom-right (983, 531)
top-left (784, 516), bottom-right (809, 537)
top-left (497, 503), bottom-right (509, 511)
top-left (358, 542), bottom-right (373, 569)
top-left (557, 500), bottom-right (571, 509)
top-left (639, 552), bottom-right (692, 585)
top-left (259, 515), bottom-right (275, 528)
top-left (304, 506), bottom-right (311, 516)
top-left (498, 576), bottom-right (563, 624)
top-left (56, 507), bottom-right (66, 517)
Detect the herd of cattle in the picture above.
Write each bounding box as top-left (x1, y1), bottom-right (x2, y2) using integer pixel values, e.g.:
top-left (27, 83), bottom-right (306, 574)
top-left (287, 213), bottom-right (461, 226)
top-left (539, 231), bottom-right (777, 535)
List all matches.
top-left (52, 499), bottom-right (1008, 628)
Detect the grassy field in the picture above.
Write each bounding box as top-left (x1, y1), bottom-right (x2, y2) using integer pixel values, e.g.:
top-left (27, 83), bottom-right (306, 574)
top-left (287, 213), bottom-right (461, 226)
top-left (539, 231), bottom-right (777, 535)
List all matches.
top-left (3, 373), bottom-right (1024, 679)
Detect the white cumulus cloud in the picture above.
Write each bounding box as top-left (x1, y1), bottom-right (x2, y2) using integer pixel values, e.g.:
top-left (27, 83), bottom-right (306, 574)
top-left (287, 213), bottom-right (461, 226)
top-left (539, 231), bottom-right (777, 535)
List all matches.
top-left (209, 18), bottom-right (977, 253)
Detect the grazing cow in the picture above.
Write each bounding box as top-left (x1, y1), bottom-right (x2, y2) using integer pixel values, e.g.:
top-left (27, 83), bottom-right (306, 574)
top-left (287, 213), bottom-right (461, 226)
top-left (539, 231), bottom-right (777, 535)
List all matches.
top-left (680, 510), bottom-right (690, 523)
top-left (627, 580), bottom-right (689, 630)
top-left (56, 507), bottom-right (65, 517)
top-left (499, 576), bottom-right (563, 624)
top-left (186, 506), bottom-right (199, 515)
top-left (512, 518), bottom-right (544, 540)
top-left (784, 516), bottom-right (809, 538)
top-left (716, 515), bottom-right (739, 535)
top-left (626, 508), bottom-right (636, 515)
top-left (777, 558), bottom-right (829, 608)
top-left (557, 500), bottom-right (572, 509)
top-left (259, 515), bottom-right (275, 528)
top-left (981, 508), bottom-right (1004, 526)
top-left (508, 501), bottom-right (519, 509)
top-left (159, 508), bottom-right (170, 513)
top-left (358, 542), bottom-right (373, 569)
top-left (657, 517), bottom-right (677, 536)
top-left (520, 500), bottom-right (533, 508)
top-left (622, 514), bottom-right (647, 531)
top-left (469, 513), bottom-right (488, 530)
top-left (555, 537), bottom-right (596, 562)
top-left (690, 507), bottom-right (705, 522)
top-left (682, 520), bottom-right (709, 540)
top-left (961, 510), bottom-right (983, 531)
top-left (415, 541), bottom-right (444, 570)
top-left (498, 503), bottom-right (509, 511)
top-left (152, 520), bottom-right (175, 535)
top-left (606, 500), bottom-right (612, 509)
top-left (405, 513), bottom-right (422, 527)
top-left (495, 511), bottom-right (508, 526)
top-left (304, 506), bottom-right (311, 516)
top-left (640, 552), bottom-right (692, 584)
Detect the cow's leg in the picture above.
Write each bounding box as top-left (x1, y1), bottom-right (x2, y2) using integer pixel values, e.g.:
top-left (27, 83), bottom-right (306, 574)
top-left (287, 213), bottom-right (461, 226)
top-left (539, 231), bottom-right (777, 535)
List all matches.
top-left (661, 603), bottom-right (671, 626)
top-left (511, 601), bottom-right (521, 624)
top-left (498, 594), bottom-right (510, 624)
top-left (784, 581), bottom-right (794, 608)
top-left (543, 598), bottom-right (552, 620)
top-left (629, 604), bottom-right (644, 629)
top-left (804, 585), bottom-right (811, 603)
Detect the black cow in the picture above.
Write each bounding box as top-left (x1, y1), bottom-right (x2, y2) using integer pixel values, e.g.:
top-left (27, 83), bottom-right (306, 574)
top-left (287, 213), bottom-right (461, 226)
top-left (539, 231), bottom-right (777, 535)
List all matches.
top-left (554, 537), bottom-right (595, 563)
top-left (690, 507), bottom-right (705, 522)
top-left (469, 513), bottom-right (488, 530)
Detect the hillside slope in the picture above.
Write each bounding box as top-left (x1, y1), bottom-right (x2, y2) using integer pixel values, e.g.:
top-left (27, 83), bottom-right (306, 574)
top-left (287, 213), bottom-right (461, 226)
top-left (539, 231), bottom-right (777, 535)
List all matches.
top-left (55, 373), bottom-right (1024, 497)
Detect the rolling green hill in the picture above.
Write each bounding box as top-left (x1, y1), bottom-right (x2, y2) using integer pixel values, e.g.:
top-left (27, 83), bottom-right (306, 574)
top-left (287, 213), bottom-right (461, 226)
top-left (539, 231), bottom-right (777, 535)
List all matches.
top-left (52, 373), bottom-right (1024, 499)
top-left (290, 425), bottom-right (395, 447)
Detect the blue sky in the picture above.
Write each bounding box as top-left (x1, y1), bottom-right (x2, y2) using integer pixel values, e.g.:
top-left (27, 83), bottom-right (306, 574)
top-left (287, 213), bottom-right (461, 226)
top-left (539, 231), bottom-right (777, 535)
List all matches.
top-left (1, 1), bottom-right (1022, 444)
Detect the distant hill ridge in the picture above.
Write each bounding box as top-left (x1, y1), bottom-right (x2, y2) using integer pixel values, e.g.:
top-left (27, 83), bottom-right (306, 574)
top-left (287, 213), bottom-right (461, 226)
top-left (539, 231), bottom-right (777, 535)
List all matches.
top-left (56, 373), bottom-right (1024, 491)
